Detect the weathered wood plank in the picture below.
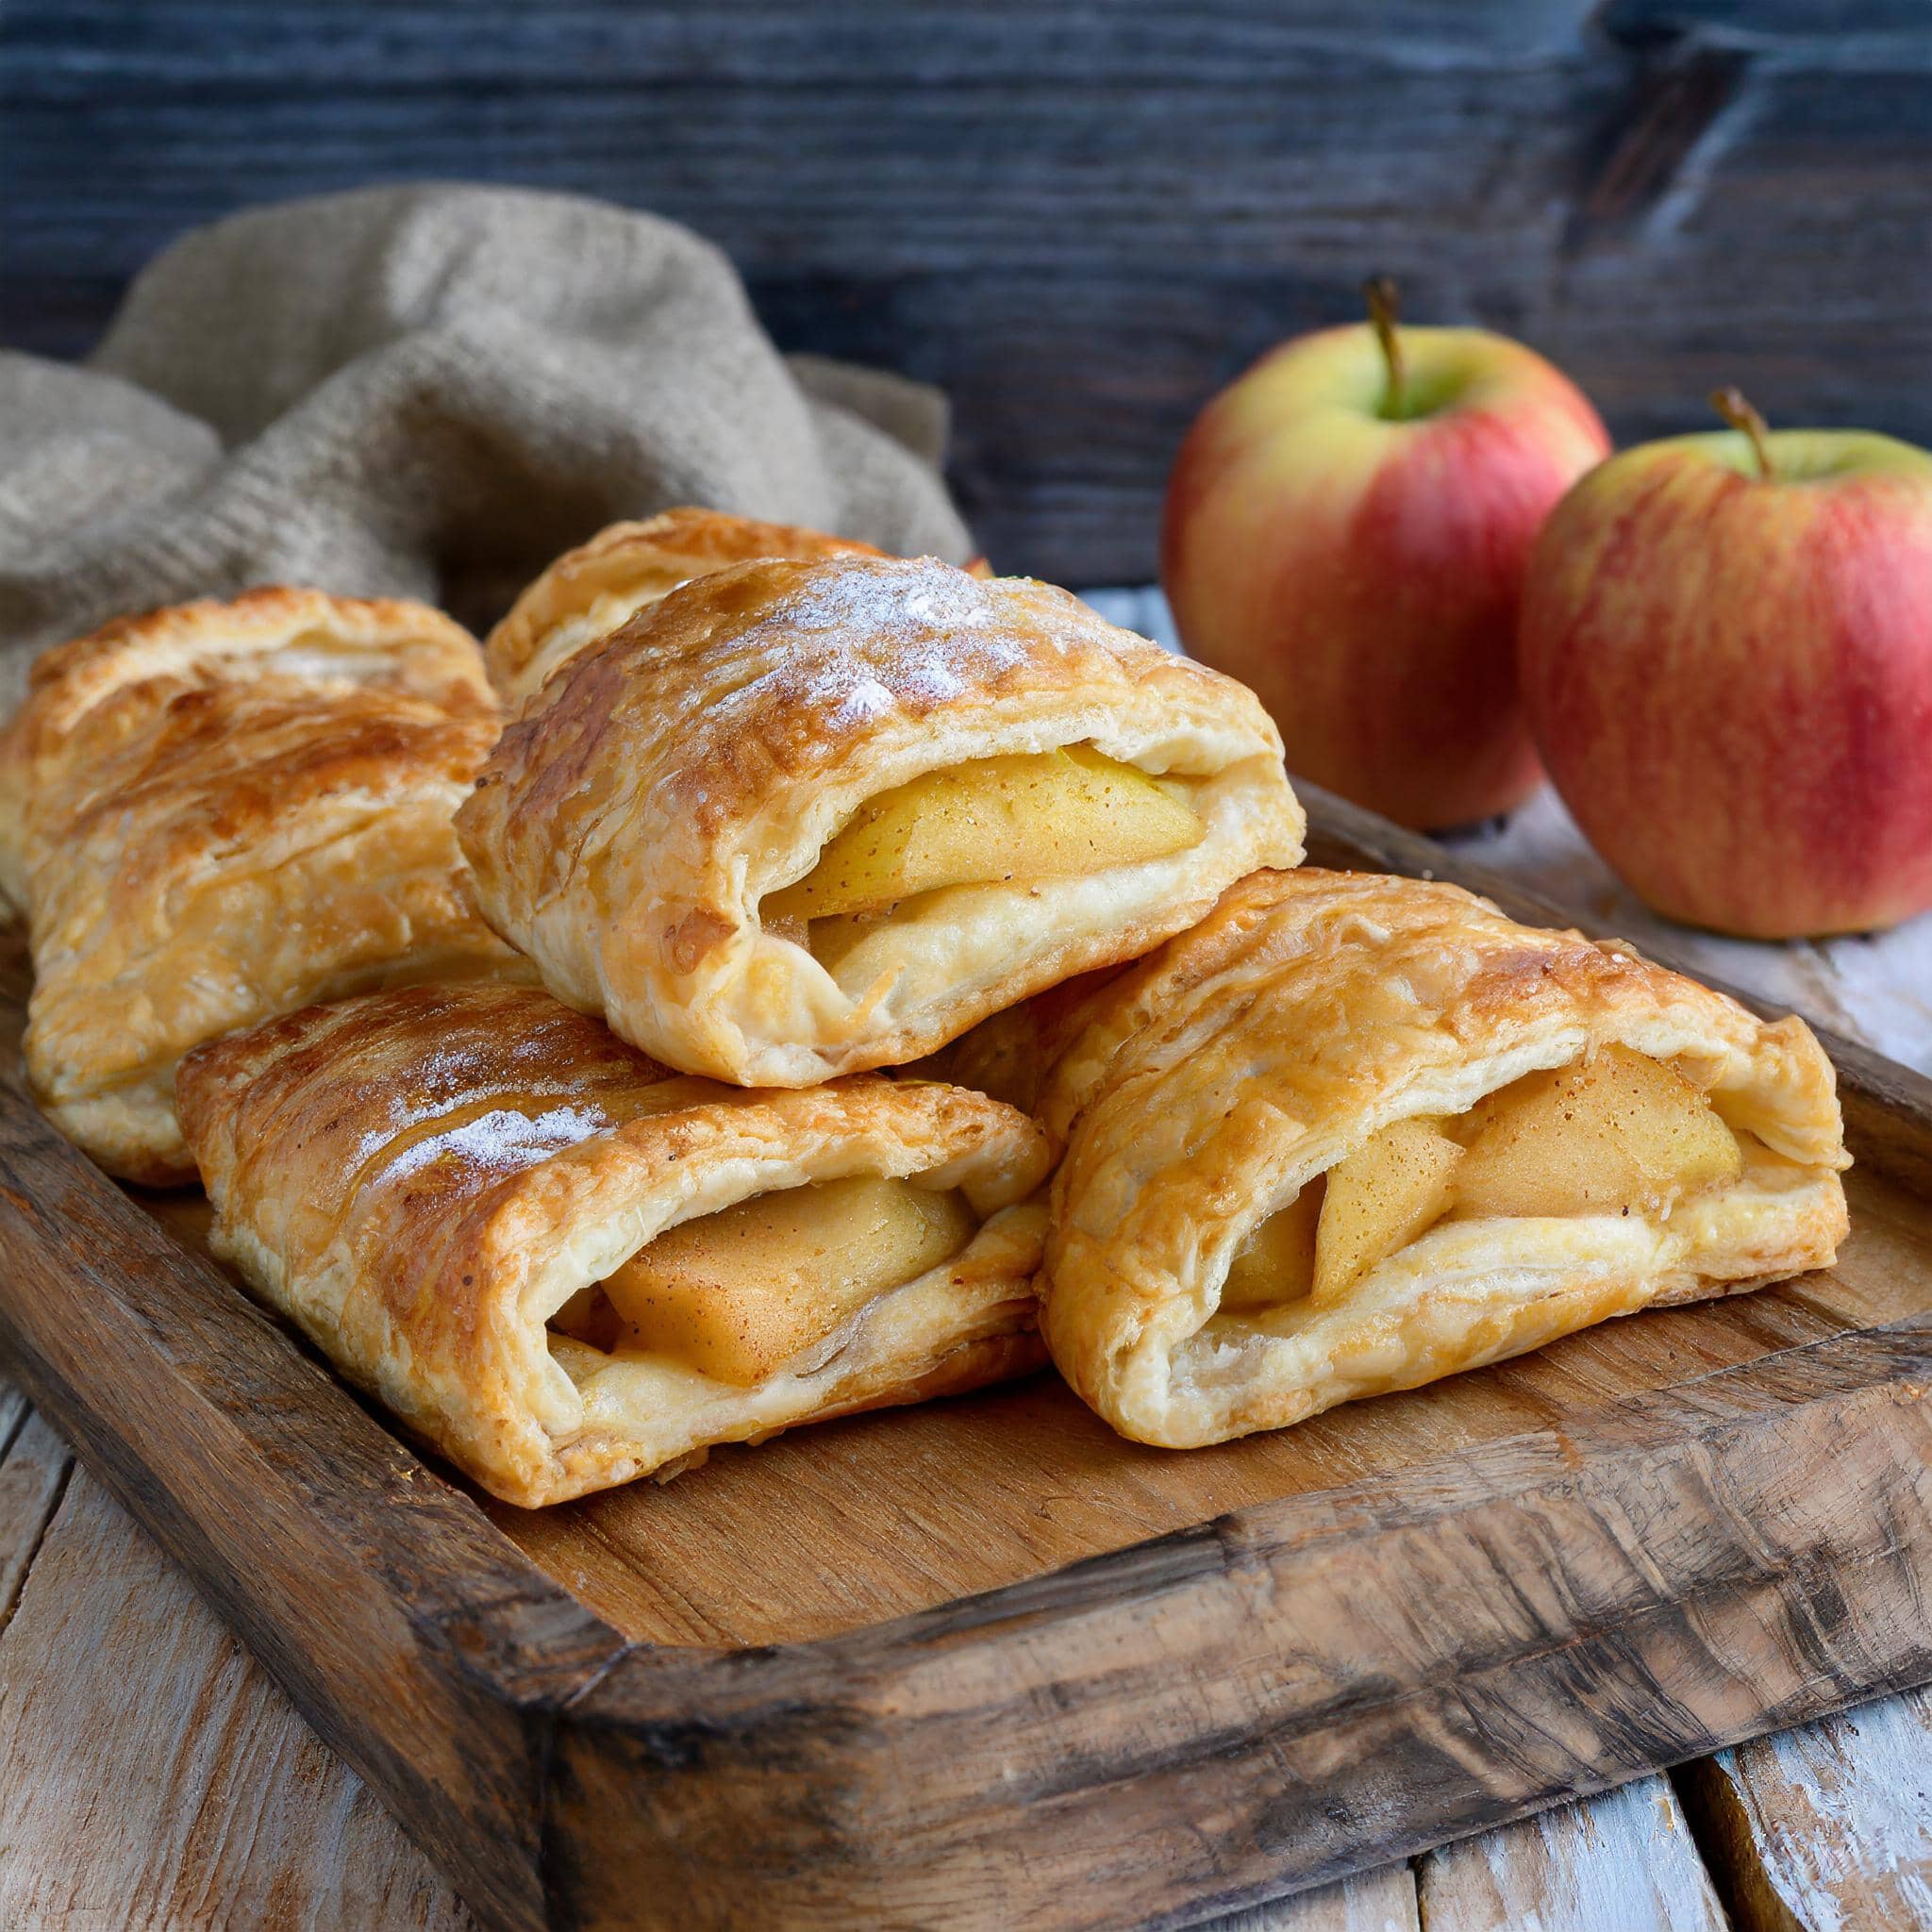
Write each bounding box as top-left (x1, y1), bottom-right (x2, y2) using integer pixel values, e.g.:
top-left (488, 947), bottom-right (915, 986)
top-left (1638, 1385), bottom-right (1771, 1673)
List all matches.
top-left (0, 1404), bottom-right (71, 1637)
top-left (0, 1372), bottom-right (27, 1461)
top-left (1416, 1777), bottom-right (1724, 1930)
top-left (1678, 1689), bottom-right (1932, 1931)
top-left (549, 1319), bottom-right (1932, 1928)
top-left (0, 1466), bottom-right (476, 1931)
top-left (5, 2), bottom-right (1930, 579)
top-left (0, 1407), bottom-right (1432, 1932)
top-left (1208, 1865), bottom-right (1420, 1932)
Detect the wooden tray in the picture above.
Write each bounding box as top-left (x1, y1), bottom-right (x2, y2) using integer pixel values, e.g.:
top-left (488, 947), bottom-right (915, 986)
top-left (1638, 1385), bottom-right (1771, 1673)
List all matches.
top-left (4, 788), bottom-right (1932, 1932)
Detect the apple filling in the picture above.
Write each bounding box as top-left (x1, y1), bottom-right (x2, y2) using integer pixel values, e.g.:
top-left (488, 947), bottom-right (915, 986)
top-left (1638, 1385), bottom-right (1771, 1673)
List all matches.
top-left (761, 744), bottom-right (1203, 963)
top-left (1221, 1046), bottom-right (1748, 1313)
top-left (549, 1173), bottom-right (979, 1385)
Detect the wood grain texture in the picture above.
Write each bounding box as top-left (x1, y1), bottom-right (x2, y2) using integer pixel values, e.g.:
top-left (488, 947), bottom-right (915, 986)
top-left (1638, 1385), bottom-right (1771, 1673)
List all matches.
top-left (0, 1358), bottom-right (1438, 1932)
top-left (1216, 1866), bottom-right (1419, 1932)
top-left (1678, 1690), bottom-right (1932, 1930)
top-left (0, 1463), bottom-right (477, 1932)
top-left (0, 1393), bottom-right (71, 1638)
top-left (546, 1321), bottom-right (1932, 1928)
top-left (1417, 1776), bottom-right (1724, 1930)
top-left (5, 1), bottom-right (1930, 579)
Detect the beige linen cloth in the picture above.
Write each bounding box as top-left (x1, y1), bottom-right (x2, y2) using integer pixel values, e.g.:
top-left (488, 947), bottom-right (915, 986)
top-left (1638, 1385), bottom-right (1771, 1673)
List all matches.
top-left (0, 183), bottom-right (973, 713)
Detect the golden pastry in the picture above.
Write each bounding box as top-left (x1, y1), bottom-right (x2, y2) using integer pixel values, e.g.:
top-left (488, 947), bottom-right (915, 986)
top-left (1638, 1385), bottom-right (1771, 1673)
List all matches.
top-left (1035, 869), bottom-right (1851, 1447)
top-left (176, 983), bottom-right (1053, 1507)
top-left (17, 591), bottom-right (524, 1184)
top-left (485, 507), bottom-right (885, 703)
top-left (458, 554), bottom-right (1305, 1087)
top-left (0, 586), bottom-right (489, 913)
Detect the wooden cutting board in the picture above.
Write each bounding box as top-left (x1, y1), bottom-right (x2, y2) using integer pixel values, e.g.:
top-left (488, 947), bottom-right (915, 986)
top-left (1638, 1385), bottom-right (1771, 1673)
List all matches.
top-left (2, 790), bottom-right (1931, 1932)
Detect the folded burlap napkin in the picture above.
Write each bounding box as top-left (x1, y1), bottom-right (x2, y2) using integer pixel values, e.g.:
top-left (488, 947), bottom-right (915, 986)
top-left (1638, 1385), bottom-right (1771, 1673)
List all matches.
top-left (0, 184), bottom-right (974, 713)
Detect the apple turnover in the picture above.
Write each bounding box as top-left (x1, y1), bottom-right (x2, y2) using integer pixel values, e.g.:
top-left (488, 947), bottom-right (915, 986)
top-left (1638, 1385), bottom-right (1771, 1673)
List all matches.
top-left (176, 983), bottom-right (1053, 1507)
top-left (15, 591), bottom-right (525, 1183)
top-left (1036, 869), bottom-right (1851, 1447)
top-left (458, 554), bottom-right (1305, 1086)
top-left (0, 586), bottom-right (490, 913)
top-left (485, 507), bottom-right (886, 704)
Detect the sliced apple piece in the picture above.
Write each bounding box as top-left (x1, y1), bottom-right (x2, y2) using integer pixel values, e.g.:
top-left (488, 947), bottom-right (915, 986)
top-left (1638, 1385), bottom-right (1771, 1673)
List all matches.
top-left (1312, 1115), bottom-right (1463, 1306)
top-left (1221, 1178), bottom-right (1324, 1310)
top-left (598, 1174), bottom-right (977, 1385)
top-left (763, 743), bottom-right (1202, 926)
top-left (1454, 1044), bottom-right (1742, 1221)
top-left (550, 1282), bottom-right (623, 1354)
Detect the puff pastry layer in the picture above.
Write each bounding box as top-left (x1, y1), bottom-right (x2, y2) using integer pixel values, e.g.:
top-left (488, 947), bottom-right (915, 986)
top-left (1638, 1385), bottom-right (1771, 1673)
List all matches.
top-left (1036, 869), bottom-right (1851, 1447)
top-left (177, 983), bottom-right (1053, 1507)
top-left (17, 591), bottom-right (524, 1183)
top-left (485, 508), bottom-right (885, 703)
top-left (458, 555), bottom-right (1306, 1087)
top-left (0, 586), bottom-right (489, 913)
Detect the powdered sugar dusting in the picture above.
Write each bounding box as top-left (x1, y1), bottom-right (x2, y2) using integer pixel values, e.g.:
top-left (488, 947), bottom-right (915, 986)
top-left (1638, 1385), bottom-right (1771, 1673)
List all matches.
top-left (619, 554), bottom-right (1189, 832)
top-left (383, 1103), bottom-right (608, 1185)
top-left (829, 674), bottom-right (897, 727)
top-left (718, 558), bottom-right (1099, 727)
top-left (900, 658), bottom-right (964, 704)
top-left (348, 1025), bottom-right (601, 1168)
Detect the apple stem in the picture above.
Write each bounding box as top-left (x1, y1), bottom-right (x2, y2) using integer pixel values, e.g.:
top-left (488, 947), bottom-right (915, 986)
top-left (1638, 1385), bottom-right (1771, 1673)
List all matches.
top-left (1363, 276), bottom-right (1406, 418)
top-left (1709, 386), bottom-right (1777, 481)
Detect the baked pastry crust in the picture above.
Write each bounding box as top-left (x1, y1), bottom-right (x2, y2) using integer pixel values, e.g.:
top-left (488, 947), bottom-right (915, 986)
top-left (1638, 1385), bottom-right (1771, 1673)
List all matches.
top-left (20, 592), bottom-right (523, 1183)
top-left (485, 508), bottom-right (884, 703)
top-left (1037, 868), bottom-right (1852, 1447)
top-left (177, 983), bottom-right (1053, 1507)
top-left (0, 587), bottom-right (490, 913)
top-left (458, 554), bottom-right (1306, 1086)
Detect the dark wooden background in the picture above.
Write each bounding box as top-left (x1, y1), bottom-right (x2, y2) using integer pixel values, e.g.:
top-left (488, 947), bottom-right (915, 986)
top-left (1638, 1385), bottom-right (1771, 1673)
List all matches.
top-left (5, 1), bottom-right (1930, 583)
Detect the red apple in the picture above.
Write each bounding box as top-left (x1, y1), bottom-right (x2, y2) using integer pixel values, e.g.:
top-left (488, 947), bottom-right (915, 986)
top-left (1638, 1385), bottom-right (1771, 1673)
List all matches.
top-left (1521, 390), bottom-right (1932, 939)
top-left (1161, 281), bottom-right (1610, 828)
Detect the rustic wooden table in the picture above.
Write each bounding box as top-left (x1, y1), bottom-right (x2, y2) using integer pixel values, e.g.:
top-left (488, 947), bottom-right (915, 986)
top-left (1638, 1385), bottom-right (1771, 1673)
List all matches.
top-left (3, 596), bottom-right (1930, 1929)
